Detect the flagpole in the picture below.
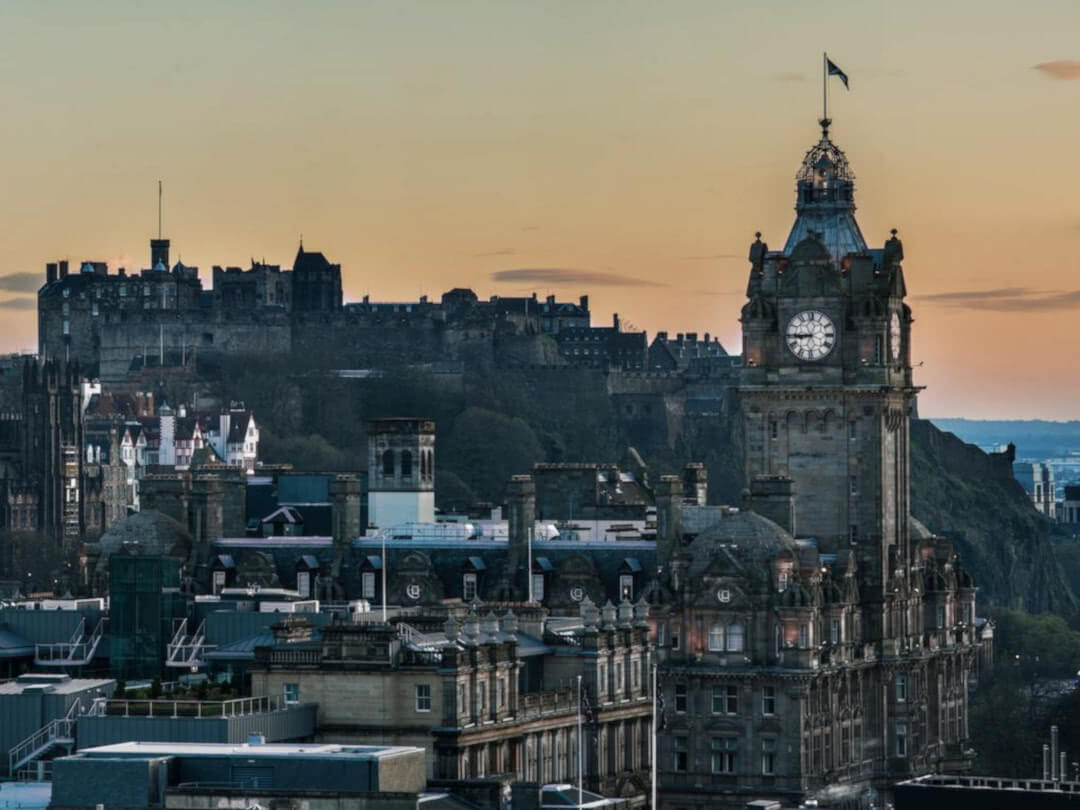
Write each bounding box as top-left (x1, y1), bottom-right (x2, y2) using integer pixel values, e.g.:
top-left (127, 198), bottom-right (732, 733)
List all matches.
top-left (577, 674), bottom-right (583, 810)
top-left (651, 663), bottom-right (658, 810)
top-left (823, 52), bottom-right (828, 122)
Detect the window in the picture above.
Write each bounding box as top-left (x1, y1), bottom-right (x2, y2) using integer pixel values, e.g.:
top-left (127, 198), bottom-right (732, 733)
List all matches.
top-left (458, 682), bottom-right (466, 714)
top-left (761, 738), bottom-right (777, 775)
top-left (673, 737), bottom-right (688, 772)
top-left (496, 679), bottom-right (505, 709)
top-left (615, 662), bottom-right (623, 693)
top-left (777, 571), bottom-right (789, 591)
top-left (727, 623), bottom-right (744, 652)
top-left (212, 570), bottom-right (226, 595)
top-left (401, 450), bottom-right (413, 477)
top-left (714, 685), bottom-right (737, 715)
top-left (830, 618), bottom-right (841, 644)
top-left (657, 623), bottom-right (666, 648)
top-left (284, 683), bottom-right (300, 704)
top-left (708, 624), bottom-right (725, 651)
top-left (415, 684), bottom-right (432, 712)
top-left (874, 335), bottom-right (884, 364)
top-left (675, 683), bottom-right (687, 713)
top-left (619, 574), bottom-right (634, 601)
top-left (711, 737), bottom-right (737, 774)
top-left (896, 722), bottom-right (908, 757)
top-left (798, 623), bottom-right (810, 649)
top-left (532, 573), bottom-right (545, 602)
top-left (849, 524), bottom-right (858, 543)
top-left (476, 682), bottom-right (486, 716)
top-left (599, 663), bottom-right (607, 695)
top-left (382, 449), bottom-right (394, 476)
top-left (848, 421), bottom-right (857, 439)
top-left (671, 625), bottom-right (680, 651)
top-left (841, 725), bottom-right (851, 764)
top-left (362, 571), bottom-right (376, 600)
top-left (895, 673), bottom-right (907, 702)
top-left (762, 686), bottom-right (776, 716)
top-left (769, 420), bottom-right (778, 440)
top-left (849, 475), bottom-right (858, 495)
top-left (463, 573), bottom-right (477, 601)
top-left (936, 605), bottom-right (946, 629)
top-left (296, 570), bottom-right (311, 598)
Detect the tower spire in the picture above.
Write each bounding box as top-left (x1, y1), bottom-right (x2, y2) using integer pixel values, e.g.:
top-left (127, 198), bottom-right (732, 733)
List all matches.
top-left (158, 180), bottom-right (162, 239)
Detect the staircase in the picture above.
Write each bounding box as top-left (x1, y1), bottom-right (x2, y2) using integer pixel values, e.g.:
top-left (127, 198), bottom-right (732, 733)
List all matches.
top-left (35, 617), bottom-right (106, 667)
top-left (167, 618), bottom-right (210, 668)
top-left (8, 700), bottom-right (78, 780)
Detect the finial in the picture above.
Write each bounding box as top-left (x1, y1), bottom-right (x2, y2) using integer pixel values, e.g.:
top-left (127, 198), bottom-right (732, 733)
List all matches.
top-left (890, 228), bottom-right (898, 237)
top-left (754, 231), bottom-right (762, 241)
top-left (818, 117), bottom-right (831, 139)
top-left (299, 234), bottom-right (303, 251)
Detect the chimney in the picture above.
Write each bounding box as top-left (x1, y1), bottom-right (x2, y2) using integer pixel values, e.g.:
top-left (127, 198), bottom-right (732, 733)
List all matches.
top-left (579, 295), bottom-right (589, 311)
top-left (681, 463), bottom-right (707, 506)
top-left (613, 312), bottom-right (620, 331)
top-left (59, 260), bottom-right (69, 278)
top-left (655, 475), bottom-right (684, 570)
top-left (745, 475), bottom-right (796, 536)
top-left (506, 475), bottom-right (536, 599)
top-left (546, 294), bottom-right (555, 305)
top-left (46, 263), bottom-right (58, 284)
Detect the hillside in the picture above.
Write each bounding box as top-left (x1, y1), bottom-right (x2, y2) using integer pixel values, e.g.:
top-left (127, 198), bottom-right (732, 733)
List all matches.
top-left (910, 420), bottom-right (1075, 613)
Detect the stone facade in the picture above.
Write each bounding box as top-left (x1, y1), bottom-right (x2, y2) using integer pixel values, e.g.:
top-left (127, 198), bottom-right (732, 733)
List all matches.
top-left (250, 603), bottom-right (654, 802)
top-left (650, 120), bottom-right (979, 810)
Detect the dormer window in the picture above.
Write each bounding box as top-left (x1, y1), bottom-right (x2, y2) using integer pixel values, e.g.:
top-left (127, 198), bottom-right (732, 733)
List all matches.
top-left (463, 573), bottom-right (478, 601)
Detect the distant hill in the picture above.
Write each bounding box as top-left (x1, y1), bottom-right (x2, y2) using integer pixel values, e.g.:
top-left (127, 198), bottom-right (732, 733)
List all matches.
top-left (930, 418), bottom-right (1080, 460)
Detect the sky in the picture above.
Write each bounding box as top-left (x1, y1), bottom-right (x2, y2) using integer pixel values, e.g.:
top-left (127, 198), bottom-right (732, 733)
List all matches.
top-left (0, 0), bottom-right (1078, 419)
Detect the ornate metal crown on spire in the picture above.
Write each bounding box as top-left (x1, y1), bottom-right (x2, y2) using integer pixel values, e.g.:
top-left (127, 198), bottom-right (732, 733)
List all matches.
top-left (795, 118), bottom-right (855, 184)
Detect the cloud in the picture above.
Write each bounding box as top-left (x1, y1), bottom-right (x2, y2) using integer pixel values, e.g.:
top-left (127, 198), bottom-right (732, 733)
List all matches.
top-left (1034, 60), bottom-right (1080, 80)
top-left (520, 225), bottom-right (541, 232)
top-left (915, 287), bottom-right (1080, 311)
top-left (769, 72), bottom-right (806, 82)
top-left (0, 272), bottom-right (41, 293)
top-left (0, 297), bottom-right (37, 311)
top-left (690, 289), bottom-right (741, 297)
top-left (680, 253), bottom-right (742, 262)
top-left (475, 248), bottom-right (517, 257)
top-left (491, 268), bottom-right (666, 288)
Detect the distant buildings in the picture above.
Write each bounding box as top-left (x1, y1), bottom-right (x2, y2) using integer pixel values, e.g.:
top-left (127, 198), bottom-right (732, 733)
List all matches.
top-left (1013, 462), bottom-right (1057, 518)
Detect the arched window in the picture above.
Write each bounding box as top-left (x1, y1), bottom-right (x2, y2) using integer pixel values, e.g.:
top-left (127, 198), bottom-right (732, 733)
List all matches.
top-left (708, 624), bottom-right (725, 652)
top-left (727, 623), bottom-right (745, 652)
top-left (420, 450), bottom-right (427, 479)
top-left (401, 450), bottom-right (413, 477)
top-left (382, 449), bottom-right (394, 476)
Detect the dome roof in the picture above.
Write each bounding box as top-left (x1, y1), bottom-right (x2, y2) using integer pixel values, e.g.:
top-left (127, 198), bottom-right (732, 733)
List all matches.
top-left (684, 510), bottom-right (797, 583)
top-left (94, 509), bottom-right (193, 574)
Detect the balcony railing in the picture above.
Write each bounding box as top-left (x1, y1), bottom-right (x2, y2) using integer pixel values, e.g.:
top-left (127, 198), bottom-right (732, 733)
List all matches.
top-left (91, 694), bottom-right (293, 718)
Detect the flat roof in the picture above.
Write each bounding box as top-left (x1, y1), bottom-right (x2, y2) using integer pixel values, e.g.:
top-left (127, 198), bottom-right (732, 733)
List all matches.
top-left (0, 675), bottom-right (113, 696)
top-left (74, 741), bottom-right (423, 761)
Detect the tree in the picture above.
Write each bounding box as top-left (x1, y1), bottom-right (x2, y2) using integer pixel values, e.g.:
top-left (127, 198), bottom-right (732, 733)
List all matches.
top-left (440, 407), bottom-right (544, 503)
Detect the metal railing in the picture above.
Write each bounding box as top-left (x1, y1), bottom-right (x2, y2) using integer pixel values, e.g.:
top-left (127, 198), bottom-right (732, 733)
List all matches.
top-left (35, 617), bottom-right (106, 666)
top-left (397, 622), bottom-right (443, 648)
top-left (91, 693), bottom-right (293, 718)
top-left (9, 700), bottom-right (79, 778)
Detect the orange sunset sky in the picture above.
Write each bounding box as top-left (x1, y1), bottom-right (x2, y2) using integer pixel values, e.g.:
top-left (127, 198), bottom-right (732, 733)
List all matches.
top-left (0, 1), bottom-right (1078, 419)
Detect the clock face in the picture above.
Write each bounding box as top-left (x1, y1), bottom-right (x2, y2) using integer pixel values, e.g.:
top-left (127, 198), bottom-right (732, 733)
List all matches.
top-left (786, 310), bottom-right (836, 361)
top-left (890, 313), bottom-right (901, 361)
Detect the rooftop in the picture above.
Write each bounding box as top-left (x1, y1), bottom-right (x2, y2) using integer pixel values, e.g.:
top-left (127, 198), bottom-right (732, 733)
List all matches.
top-left (0, 673), bottom-right (113, 696)
top-left (73, 741), bottom-right (422, 762)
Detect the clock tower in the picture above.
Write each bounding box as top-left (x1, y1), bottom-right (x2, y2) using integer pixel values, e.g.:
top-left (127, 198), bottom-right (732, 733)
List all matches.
top-left (738, 119), bottom-right (915, 641)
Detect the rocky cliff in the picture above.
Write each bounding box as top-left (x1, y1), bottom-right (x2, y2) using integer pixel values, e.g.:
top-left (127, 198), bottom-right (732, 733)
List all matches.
top-left (909, 419), bottom-right (1075, 614)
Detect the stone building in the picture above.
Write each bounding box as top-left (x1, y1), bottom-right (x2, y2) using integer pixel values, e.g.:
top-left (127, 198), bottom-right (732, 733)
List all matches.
top-left (1013, 462), bottom-right (1056, 519)
top-left (649, 119), bottom-right (980, 809)
top-left (367, 418), bottom-right (436, 528)
top-left (249, 600), bottom-right (654, 801)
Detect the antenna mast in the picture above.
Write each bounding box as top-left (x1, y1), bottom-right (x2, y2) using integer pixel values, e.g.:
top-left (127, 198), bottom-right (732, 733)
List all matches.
top-left (158, 180), bottom-right (163, 239)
